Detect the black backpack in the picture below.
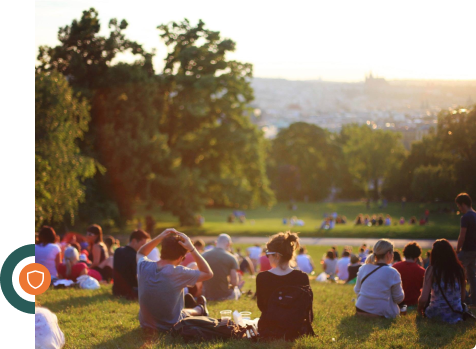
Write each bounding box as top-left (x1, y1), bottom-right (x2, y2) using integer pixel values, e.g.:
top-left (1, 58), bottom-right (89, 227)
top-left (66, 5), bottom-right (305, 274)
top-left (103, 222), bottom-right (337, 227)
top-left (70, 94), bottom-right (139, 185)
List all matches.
top-left (170, 316), bottom-right (254, 342)
top-left (258, 285), bottom-right (315, 341)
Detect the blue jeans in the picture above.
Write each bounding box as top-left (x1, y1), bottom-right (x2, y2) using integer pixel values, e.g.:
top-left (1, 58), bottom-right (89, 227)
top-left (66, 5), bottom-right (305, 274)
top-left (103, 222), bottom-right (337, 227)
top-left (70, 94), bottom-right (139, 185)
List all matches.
top-left (458, 251), bottom-right (476, 304)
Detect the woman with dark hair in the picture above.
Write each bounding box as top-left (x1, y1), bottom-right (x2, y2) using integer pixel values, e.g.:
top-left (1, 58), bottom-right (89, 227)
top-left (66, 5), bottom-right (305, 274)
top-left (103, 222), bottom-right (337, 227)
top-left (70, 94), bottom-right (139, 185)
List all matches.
top-left (418, 239), bottom-right (466, 323)
top-left (86, 224), bottom-right (110, 280)
top-left (256, 232), bottom-right (313, 339)
top-left (35, 226), bottom-right (62, 280)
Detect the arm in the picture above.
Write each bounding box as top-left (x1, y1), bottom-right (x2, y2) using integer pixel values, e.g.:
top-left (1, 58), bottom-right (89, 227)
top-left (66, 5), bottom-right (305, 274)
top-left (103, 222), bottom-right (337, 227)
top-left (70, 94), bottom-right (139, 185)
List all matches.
top-left (391, 282), bottom-right (405, 305)
top-left (456, 227), bottom-right (467, 253)
top-left (137, 228), bottom-right (177, 262)
top-left (418, 266), bottom-right (433, 316)
top-left (55, 252), bottom-right (61, 270)
top-left (229, 269), bottom-right (239, 288)
top-left (177, 232), bottom-right (213, 283)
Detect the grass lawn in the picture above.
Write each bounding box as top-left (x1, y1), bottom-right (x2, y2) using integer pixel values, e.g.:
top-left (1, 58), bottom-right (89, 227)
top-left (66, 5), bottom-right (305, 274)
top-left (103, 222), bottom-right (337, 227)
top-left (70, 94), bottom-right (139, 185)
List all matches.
top-left (123, 201), bottom-right (460, 240)
top-left (37, 245), bottom-right (475, 349)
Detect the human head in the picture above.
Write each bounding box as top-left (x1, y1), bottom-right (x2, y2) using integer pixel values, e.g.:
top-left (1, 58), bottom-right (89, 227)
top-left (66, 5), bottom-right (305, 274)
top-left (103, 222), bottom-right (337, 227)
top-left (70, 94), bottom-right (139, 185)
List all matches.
top-left (86, 224), bottom-right (103, 244)
top-left (194, 239), bottom-right (205, 253)
top-left (366, 239), bottom-right (394, 265)
top-left (160, 235), bottom-right (188, 262)
top-left (342, 251), bottom-right (351, 258)
top-left (129, 229), bottom-right (150, 251)
top-left (38, 226), bottom-right (56, 245)
top-left (350, 254), bottom-right (361, 264)
top-left (104, 235), bottom-right (115, 251)
top-left (430, 239), bottom-right (465, 288)
top-left (64, 246), bottom-right (79, 276)
top-left (326, 250), bottom-right (335, 260)
top-left (216, 234), bottom-right (232, 250)
top-left (70, 242), bottom-right (81, 252)
top-left (455, 193), bottom-right (472, 213)
top-left (393, 250), bottom-right (402, 263)
top-left (426, 251), bottom-right (431, 258)
top-left (402, 241), bottom-right (422, 260)
top-left (266, 231), bottom-right (300, 269)
top-left (299, 247), bottom-right (307, 255)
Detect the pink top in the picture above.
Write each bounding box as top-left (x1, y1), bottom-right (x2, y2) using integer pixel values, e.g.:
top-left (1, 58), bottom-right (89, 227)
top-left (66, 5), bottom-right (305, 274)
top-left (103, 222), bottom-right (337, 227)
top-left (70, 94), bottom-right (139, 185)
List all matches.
top-left (259, 255), bottom-right (272, 272)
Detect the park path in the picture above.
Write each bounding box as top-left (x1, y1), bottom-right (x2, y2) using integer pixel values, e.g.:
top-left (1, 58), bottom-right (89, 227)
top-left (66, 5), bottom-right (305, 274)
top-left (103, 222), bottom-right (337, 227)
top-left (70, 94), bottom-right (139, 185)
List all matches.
top-left (196, 236), bottom-right (456, 249)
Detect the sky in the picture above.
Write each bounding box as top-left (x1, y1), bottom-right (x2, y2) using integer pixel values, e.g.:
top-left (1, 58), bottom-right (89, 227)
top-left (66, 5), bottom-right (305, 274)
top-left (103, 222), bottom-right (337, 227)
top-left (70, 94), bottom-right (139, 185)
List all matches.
top-left (35, 0), bottom-right (476, 82)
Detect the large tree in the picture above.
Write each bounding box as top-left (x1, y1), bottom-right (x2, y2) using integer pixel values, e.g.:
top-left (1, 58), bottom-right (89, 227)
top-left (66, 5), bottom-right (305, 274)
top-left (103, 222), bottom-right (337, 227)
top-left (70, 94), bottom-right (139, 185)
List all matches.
top-left (155, 19), bottom-right (275, 224)
top-left (35, 71), bottom-right (97, 229)
top-left (341, 124), bottom-right (405, 199)
top-left (268, 122), bottom-right (339, 201)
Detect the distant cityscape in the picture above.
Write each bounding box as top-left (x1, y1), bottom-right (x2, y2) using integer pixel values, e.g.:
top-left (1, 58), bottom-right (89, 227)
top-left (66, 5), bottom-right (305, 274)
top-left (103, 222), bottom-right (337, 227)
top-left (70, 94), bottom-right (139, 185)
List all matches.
top-left (250, 74), bottom-right (476, 149)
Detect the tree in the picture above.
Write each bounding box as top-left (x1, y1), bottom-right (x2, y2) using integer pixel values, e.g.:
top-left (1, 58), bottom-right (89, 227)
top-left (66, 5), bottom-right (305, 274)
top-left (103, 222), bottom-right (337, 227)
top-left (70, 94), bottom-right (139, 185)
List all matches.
top-left (156, 19), bottom-right (275, 224)
top-left (35, 71), bottom-right (97, 229)
top-left (341, 124), bottom-right (405, 199)
top-left (269, 122), bottom-right (338, 201)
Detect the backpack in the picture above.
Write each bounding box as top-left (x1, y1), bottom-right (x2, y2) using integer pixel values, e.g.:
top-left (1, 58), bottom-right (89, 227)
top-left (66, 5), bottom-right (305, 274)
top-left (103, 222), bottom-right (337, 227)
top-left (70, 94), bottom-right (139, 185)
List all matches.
top-left (170, 316), bottom-right (254, 342)
top-left (258, 285), bottom-right (315, 341)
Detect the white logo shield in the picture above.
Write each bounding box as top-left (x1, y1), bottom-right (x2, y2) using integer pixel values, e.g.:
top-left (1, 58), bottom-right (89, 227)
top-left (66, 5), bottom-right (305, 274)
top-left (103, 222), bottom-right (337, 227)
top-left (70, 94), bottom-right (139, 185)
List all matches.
top-left (27, 270), bottom-right (45, 289)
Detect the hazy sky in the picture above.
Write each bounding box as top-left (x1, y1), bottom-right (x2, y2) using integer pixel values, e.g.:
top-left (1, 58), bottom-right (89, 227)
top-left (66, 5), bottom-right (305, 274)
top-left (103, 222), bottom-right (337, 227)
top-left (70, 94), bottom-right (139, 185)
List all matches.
top-left (36, 0), bottom-right (476, 81)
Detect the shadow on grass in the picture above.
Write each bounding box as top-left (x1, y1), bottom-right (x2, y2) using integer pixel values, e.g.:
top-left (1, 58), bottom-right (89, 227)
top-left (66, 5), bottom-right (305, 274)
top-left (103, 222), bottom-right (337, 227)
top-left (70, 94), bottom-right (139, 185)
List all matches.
top-left (90, 327), bottom-right (164, 349)
top-left (337, 314), bottom-right (395, 342)
top-left (415, 315), bottom-right (470, 347)
top-left (40, 292), bottom-right (135, 314)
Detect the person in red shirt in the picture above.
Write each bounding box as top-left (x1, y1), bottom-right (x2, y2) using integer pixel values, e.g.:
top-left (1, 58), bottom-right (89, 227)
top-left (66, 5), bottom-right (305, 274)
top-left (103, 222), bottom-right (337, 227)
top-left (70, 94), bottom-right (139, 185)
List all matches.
top-left (259, 248), bottom-right (272, 272)
top-left (57, 246), bottom-right (88, 282)
top-left (393, 242), bottom-right (425, 306)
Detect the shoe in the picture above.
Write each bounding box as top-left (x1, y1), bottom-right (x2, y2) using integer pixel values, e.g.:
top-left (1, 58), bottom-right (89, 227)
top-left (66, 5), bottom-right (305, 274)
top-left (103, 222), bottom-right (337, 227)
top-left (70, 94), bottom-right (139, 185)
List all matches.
top-left (197, 296), bottom-right (209, 316)
top-left (184, 293), bottom-right (198, 309)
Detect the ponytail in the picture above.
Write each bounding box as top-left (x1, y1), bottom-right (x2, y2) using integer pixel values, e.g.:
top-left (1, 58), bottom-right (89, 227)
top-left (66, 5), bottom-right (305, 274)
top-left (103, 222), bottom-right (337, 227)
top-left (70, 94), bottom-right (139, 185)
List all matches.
top-left (63, 246), bottom-right (79, 278)
top-left (267, 231), bottom-right (300, 268)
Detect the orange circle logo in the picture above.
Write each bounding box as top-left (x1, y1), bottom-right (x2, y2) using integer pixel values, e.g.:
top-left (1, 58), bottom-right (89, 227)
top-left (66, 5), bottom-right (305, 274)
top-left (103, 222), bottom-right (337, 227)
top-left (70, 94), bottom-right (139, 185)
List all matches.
top-left (19, 263), bottom-right (51, 295)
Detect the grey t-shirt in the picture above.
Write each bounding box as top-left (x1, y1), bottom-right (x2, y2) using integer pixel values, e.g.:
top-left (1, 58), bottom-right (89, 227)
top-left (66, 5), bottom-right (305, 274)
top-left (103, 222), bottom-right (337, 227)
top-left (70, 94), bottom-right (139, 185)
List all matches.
top-left (202, 247), bottom-right (239, 300)
top-left (137, 257), bottom-right (200, 331)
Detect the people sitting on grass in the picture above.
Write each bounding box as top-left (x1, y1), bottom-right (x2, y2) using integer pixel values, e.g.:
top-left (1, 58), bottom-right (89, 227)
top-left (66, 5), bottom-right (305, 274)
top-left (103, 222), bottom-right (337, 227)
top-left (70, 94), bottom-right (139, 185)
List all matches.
top-left (256, 232), bottom-right (313, 339)
top-left (455, 192), bottom-right (476, 306)
top-left (409, 216), bottom-right (417, 225)
top-left (323, 250), bottom-right (337, 280)
top-left (385, 214), bottom-right (392, 226)
top-left (202, 234), bottom-right (242, 301)
top-left (423, 251), bottom-right (431, 269)
top-left (418, 239), bottom-right (466, 323)
top-left (57, 246), bottom-right (88, 282)
top-left (347, 254), bottom-right (362, 284)
top-left (377, 215), bottom-right (384, 226)
top-left (354, 239), bottom-right (404, 318)
top-left (359, 247), bottom-right (368, 263)
top-left (136, 229), bottom-right (213, 331)
top-left (355, 214), bottom-right (363, 225)
top-left (235, 247), bottom-right (255, 275)
top-left (399, 217), bottom-right (405, 225)
top-left (36, 226), bottom-right (62, 281)
top-left (112, 229), bottom-right (150, 299)
top-left (99, 235), bottom-right (116, 270)
top-left (392, 242), bottom-right (425, 306)
top-left (296, 247), bottom-right (315, 274)
top-left (86, 224), bottom-right (112, 281)
top-left (337, 251), bottom-right (351, 281)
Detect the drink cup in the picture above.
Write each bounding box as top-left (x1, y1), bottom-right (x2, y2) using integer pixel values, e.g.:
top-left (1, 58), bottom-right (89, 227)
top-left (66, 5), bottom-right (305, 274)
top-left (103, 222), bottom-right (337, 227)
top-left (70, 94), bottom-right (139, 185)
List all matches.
top-left (240, 311), bottom-right (252, 320)
top-left (220, 310), bottom-right (232, 324)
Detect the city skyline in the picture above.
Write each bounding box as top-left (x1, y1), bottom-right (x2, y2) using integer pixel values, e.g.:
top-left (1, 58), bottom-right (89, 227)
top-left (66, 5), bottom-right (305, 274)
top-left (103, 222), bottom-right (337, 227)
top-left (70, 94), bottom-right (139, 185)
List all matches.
top-left (36, 0), bottom-right (475, 81)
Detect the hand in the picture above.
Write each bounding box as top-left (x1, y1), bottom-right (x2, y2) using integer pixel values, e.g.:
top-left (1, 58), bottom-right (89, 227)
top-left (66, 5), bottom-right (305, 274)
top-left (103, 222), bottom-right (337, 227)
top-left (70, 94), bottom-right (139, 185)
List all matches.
top-left (158, 228), bottom-right (177, 240)
top-left (176, 232), bottom-right (194, 252)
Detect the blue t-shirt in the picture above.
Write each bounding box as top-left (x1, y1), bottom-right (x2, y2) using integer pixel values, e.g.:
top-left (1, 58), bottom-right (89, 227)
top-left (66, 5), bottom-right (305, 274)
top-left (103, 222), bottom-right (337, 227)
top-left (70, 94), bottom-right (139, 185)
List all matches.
top-left (462, 210), bottom-right (476, 251)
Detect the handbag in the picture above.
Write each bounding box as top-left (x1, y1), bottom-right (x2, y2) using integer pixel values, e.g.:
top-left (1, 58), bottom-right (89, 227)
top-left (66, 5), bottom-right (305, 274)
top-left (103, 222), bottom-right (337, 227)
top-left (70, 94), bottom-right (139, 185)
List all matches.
top-left (437, 283), bottom-right (476, 321)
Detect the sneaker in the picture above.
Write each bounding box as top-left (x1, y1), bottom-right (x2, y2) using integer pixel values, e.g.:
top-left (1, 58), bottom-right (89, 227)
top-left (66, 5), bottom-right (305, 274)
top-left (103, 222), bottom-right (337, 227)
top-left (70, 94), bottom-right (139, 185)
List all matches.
top-left (197, 296), bottom-right (209, 316)
top-left (184, 293), bottom-right (197, 309)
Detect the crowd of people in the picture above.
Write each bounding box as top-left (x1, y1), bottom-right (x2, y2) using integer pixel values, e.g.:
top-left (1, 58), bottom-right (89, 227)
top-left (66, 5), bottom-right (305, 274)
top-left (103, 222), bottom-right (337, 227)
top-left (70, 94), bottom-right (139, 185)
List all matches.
top-left (354, 211), bottom-right (430, 227)
top-left (35, 192), bottom-right (476, 345)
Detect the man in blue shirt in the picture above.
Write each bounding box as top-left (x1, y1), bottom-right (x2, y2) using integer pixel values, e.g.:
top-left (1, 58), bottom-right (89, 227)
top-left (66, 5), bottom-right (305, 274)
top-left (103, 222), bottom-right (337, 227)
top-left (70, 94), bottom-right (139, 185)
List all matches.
top-left (456, 193), bottom-right (476, 304)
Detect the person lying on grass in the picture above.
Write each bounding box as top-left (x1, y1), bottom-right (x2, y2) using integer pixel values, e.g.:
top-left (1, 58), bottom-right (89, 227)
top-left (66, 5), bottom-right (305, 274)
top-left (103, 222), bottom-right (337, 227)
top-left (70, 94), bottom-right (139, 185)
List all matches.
top-left (136, 229), bottom-right (214, 332)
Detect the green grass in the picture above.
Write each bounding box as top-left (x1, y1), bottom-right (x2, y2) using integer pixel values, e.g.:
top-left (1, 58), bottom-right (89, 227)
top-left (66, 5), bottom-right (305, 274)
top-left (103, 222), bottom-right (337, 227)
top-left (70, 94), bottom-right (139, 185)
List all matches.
top-left (123, 201), bottom-right (460, 240)
top-left (37, 245), bottom-right (475, 349)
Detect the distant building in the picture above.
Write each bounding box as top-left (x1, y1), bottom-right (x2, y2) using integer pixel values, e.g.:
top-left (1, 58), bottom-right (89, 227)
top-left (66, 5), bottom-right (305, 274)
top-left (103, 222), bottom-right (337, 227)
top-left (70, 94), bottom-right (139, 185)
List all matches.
top-left (365, 72), bottom-right (388, 89)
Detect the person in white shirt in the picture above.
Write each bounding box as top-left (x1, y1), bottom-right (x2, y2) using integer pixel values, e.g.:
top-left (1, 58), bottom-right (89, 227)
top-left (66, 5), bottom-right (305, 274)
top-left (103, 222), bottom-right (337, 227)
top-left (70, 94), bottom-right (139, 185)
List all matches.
top-left (296, 247), bottom-right (314, 274)
top-left (354, 239), bottom-right (404, 318)
top-left (35, 226), bottom-right (62, 280)
top-left (336, 251), bottom-right (351, 281)
top-left (247, 244), bottom-right (262, 269)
